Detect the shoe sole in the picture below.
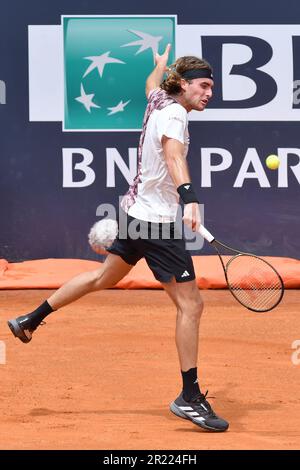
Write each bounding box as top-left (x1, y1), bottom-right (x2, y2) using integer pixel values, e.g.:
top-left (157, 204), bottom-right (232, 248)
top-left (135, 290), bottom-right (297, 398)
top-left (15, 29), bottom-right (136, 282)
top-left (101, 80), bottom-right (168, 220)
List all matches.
top-left (170, 401), bottom-right (229, 432)
top-left (7, 319), bottom-right (32, 343)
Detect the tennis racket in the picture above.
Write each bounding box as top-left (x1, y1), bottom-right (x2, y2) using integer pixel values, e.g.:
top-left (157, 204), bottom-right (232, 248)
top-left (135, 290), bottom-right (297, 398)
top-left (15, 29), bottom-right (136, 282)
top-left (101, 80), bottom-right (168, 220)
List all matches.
top-left (199, 225), bottom-right (284, 312)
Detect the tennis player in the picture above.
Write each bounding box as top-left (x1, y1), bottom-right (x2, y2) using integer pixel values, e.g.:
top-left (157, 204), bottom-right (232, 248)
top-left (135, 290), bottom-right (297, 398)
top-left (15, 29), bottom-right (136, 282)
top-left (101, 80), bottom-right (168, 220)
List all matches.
top-left (8, 44), bottom-right (229, 432)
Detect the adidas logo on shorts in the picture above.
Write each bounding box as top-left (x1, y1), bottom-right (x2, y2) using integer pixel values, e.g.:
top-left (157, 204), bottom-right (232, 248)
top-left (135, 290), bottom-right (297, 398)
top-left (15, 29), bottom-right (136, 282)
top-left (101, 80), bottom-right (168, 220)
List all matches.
top-left (181, 270), bottom-right (190, 278)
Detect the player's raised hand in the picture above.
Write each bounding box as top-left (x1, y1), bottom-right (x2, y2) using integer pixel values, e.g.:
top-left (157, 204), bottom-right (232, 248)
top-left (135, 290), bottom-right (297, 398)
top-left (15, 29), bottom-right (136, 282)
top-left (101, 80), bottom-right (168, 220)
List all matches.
top-left (155, 43), bottom-right (171, 70)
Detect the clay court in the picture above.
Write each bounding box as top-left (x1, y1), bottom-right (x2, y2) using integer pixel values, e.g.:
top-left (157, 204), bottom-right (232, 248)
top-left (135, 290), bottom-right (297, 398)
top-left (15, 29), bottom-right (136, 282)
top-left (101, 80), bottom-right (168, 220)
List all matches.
top-left (1, 1), bottom-right (300, 451)
top-left (1, 287), bottom-right (299, 450)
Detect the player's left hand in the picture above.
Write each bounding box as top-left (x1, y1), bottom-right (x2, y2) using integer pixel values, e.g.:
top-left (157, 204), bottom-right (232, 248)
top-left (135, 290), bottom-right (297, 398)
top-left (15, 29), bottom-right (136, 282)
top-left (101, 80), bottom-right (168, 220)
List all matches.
top-left (155, 43), bottom-right (171, 70)
top-left (183, 203), bottom-right (201, 232)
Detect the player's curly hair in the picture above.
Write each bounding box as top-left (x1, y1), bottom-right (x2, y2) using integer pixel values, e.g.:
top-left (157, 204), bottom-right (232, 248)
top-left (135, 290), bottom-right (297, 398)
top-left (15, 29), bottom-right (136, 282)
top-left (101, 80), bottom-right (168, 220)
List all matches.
top-left (161, 56), bottom-right (212, 94)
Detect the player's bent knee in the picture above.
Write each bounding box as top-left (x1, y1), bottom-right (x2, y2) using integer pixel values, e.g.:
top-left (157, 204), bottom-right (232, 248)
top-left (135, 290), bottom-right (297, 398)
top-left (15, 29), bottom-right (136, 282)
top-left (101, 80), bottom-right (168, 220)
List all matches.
top-left (90, 268), bottom-right (106, 288)
top-left (190, 303), bottom-right (203, 322)
top-left (179, 300), bottom-right (203, 322)
top-left (91, 266), bottom-right (120, 290)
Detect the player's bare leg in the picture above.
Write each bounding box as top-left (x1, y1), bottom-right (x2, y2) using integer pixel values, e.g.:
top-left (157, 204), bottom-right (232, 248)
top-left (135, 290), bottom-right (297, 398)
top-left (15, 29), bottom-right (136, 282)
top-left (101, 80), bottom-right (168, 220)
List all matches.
top-left (163, 277), bottom-right (229, 432)
top-left (7, 254), bottom-right (132, 343)
top-left (162, 278), bottom-right (203, 371)
top-left (47, 253), bottom-right (132, 310)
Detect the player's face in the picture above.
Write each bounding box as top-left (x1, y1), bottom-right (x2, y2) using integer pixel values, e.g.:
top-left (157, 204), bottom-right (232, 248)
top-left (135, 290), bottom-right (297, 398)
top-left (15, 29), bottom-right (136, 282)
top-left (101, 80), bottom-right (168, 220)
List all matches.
top-left (181, 78), bottom-right (214, 112)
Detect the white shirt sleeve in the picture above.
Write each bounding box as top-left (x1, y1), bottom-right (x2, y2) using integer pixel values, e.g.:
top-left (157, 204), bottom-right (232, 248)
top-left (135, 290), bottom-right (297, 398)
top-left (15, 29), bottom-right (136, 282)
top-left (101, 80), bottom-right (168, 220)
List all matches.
top-left (157, 104), bottom-right (187, 144)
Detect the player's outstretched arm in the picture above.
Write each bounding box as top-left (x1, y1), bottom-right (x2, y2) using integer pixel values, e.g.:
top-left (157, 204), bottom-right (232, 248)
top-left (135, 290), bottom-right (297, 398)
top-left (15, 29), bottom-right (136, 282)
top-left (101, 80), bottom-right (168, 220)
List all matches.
top-left (162, 136), bottom-right (201, 231)
top-left (145, 43), bottom-right (171, 97)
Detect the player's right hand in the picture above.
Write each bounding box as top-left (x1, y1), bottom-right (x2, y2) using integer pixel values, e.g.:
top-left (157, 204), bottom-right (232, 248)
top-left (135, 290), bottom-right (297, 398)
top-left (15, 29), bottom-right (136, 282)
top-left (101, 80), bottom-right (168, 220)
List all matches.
top-left (182, 203), bottom-right (201, 232)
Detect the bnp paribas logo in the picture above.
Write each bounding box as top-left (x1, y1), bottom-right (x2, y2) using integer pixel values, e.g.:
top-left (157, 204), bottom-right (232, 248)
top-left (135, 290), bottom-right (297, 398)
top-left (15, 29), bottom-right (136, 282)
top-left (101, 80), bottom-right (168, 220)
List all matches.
top-left (63, 16), bottom-right (176, 131)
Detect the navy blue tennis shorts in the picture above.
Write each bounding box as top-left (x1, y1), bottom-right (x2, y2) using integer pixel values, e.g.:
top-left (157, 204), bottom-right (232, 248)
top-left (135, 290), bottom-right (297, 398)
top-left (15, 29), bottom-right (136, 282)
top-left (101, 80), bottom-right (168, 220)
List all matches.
top-left (107, 214), bottom-right (195, 284)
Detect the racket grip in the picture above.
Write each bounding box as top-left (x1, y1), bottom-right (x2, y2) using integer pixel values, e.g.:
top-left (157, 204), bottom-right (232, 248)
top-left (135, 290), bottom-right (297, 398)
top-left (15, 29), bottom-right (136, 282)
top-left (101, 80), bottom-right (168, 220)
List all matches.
top-left (198, 225), bottom-right (215, 243)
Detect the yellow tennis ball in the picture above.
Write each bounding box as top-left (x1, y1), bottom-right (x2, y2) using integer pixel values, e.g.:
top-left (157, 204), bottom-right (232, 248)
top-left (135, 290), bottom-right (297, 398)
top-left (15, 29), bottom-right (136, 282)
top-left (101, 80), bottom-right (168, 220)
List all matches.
top-left (266, 154), bottom-right (280, 170)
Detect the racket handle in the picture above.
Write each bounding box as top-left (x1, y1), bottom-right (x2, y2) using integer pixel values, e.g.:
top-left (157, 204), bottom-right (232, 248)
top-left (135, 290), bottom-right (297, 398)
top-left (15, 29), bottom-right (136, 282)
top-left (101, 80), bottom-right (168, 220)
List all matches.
top-left (198, 224), bottom-right (215, 243)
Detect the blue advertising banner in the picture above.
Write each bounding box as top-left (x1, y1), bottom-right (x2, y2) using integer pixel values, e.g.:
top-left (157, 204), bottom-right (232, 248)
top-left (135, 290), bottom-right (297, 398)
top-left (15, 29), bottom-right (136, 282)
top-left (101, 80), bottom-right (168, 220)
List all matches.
top-left (0, 1), bottom-right (299, 261)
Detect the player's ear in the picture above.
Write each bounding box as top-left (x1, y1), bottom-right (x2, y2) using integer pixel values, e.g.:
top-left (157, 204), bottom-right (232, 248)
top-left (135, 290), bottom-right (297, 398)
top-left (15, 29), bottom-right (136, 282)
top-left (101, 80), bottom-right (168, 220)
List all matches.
top-left (180, 78), bottom-right (189, 92)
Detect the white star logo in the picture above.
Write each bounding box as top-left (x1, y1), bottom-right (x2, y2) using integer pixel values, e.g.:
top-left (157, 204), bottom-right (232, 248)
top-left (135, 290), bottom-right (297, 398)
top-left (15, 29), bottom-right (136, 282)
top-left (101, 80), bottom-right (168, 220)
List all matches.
top-left (107, 100), bottom-right (131, 116)
top-left (121, 30), bottom-right (163, 64)
top-left (75, 84), bottom-right (100, 113)
top-left (83, 51), bottom-right (125, 78)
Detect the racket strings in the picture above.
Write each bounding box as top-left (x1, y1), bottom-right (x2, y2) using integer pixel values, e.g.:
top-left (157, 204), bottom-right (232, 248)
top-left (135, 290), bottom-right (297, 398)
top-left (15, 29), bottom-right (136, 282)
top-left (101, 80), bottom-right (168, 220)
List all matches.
top-left (226, 255), bottom-right (283, 312)
top-left (230, 286), bottom-right (280, 310)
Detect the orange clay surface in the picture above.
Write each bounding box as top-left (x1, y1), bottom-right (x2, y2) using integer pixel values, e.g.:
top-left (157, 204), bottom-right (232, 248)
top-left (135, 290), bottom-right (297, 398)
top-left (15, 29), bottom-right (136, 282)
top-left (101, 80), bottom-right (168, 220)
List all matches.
top-left (0, 289), bottom-right (300, 450)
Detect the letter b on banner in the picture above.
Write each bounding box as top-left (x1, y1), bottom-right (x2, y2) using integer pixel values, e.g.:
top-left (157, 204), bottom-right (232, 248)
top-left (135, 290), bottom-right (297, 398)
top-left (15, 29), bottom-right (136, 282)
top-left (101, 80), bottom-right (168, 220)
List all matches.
top-left (62, 148), bottom-right (96, 187)
top-left (202, 36), bottom-right (277, 108)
